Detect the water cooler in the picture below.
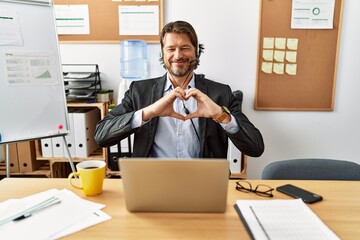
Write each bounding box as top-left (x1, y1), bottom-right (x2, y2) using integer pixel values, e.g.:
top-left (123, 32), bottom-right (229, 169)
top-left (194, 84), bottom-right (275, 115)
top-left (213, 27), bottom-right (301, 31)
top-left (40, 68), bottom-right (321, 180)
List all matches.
top-left (113, 40), bottom-right (148, 167)
top-left (118, 40), bottom-right (148, 104)
top-left (120, 40), bottom-right (148, 79)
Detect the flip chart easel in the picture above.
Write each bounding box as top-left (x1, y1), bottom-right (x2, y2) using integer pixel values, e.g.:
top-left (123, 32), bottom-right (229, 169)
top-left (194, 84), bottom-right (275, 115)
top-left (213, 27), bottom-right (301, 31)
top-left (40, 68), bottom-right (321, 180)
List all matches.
top-left (0, 0), bottom-right (75, 177)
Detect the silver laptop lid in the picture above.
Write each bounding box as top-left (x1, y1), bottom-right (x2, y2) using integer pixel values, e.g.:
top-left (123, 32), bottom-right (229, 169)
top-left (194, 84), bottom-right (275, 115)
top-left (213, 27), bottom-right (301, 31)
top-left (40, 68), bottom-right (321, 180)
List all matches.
top-left (120, 158), bottom-right (229, 213)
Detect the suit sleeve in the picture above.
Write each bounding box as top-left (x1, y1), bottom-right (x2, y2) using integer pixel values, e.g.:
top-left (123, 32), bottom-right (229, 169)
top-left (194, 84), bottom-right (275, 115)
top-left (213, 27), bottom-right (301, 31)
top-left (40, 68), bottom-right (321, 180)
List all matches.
top-left (94, 84), bottom-right (137, 147)
top-left (226, 90), bottom-right (265, 157)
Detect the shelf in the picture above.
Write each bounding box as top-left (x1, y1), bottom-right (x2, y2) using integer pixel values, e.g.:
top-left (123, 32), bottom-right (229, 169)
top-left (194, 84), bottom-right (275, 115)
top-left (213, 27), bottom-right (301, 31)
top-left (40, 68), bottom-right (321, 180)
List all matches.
top-left (34, 102), bottom-right (108, 178)
top-left (0, 162), bottom-right (51, 178)
top-left (1, 102), bottom-right (109, 178)
top-left (36, 147), bottom-right (104, 162)
top-left (67, 102), bottom-right (108, 119)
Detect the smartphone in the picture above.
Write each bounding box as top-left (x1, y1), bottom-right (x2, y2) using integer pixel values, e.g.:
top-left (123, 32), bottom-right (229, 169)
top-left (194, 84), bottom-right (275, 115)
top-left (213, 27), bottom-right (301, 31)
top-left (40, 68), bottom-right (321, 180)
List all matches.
top-left (276, 184), bottom-right (323, 203)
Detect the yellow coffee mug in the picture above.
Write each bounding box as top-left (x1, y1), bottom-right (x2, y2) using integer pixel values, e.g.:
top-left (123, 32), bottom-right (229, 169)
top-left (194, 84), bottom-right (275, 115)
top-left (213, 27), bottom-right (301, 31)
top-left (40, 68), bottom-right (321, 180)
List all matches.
top-left (68, 160), bottom-right (106, 196)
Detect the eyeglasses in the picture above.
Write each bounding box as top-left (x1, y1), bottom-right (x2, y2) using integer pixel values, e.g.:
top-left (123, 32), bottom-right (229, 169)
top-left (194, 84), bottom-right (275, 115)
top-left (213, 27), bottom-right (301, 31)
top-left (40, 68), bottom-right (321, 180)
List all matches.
top-left (235, 181), bottom-right (274, 197)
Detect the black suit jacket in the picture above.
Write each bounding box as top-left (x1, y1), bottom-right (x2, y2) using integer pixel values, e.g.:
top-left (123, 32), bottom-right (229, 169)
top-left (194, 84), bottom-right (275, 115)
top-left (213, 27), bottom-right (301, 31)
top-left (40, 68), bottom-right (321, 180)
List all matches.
top-left (94, 74), bottom-right (264, 158)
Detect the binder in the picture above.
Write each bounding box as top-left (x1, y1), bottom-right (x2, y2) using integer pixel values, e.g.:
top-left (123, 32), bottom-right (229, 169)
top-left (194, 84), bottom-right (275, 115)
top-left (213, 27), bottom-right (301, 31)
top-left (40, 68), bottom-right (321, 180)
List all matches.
top-left (228, 143), bottom-right (242, 174)
top-left (52, 136), bottom-right (64, 157)
top-left (107, 135), bottom-right (133, 171)
top-left (3, 143), bottom-right (20, 173)
top-left (18, 141), bottom-right (41, 172)
top-left (73, 108), bottom-right (100, 157)
top-left (40, 138), bottom-right (53, 157)
top-left (64, 109), bottom-right (77, 158)
top-left (108, 143), bottom-right (121, 171)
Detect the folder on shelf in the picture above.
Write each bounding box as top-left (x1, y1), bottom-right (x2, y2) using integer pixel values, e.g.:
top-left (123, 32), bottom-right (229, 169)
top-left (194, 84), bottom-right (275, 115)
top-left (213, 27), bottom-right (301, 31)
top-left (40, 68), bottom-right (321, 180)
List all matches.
top-left (64, 109), bottom-right (77, 158)
top-left (67, 89), bottom-right (96, 99)
top-left (52, 136), bottom-right (64, 158)
top-left (63, 72), bottom-right (97, 79)
top-left (41, 138), bottom-right (53, 158)
top-left (65, 82), bottom-right (97, 89)
top-left (108, 143), bottom-right (120, 171)
top-left (17, 141), bottom-right (41, 173)
top-left (3, 143), bottom-right (20, 173)
top-left (107, 135), bottom-right (133, 171)
top-left (73, 108), bottom-right (100, 157)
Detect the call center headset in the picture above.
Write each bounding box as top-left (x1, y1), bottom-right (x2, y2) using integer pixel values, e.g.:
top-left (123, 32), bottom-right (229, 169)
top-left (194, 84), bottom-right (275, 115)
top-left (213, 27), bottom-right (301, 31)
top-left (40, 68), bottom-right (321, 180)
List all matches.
top-left (158, 21), bottom-right (204, 142)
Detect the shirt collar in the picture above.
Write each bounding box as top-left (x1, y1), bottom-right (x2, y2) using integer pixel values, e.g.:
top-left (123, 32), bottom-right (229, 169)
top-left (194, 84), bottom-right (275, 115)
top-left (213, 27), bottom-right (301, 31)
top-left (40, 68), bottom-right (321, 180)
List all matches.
top-left (164, 73), bottom-right (195, 92)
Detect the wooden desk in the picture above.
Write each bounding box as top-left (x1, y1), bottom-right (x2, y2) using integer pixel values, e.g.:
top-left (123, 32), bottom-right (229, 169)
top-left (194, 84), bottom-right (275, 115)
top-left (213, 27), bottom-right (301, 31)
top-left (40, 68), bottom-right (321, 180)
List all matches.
top-left (0, 178), bottom-right (359, 239)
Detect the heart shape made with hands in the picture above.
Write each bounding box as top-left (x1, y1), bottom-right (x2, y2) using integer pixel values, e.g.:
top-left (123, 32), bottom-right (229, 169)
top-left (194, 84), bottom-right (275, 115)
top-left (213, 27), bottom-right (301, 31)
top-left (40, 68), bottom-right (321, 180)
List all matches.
top-left (167, 88), bottom-right (214, 120)
top-left (174, 97), bottom-right (197, 117)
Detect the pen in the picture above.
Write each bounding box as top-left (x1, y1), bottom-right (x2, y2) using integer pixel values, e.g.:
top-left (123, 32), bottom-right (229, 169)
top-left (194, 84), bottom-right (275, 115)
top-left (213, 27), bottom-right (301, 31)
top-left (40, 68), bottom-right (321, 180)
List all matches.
top-left (0, 196), bottom-right (61, 226)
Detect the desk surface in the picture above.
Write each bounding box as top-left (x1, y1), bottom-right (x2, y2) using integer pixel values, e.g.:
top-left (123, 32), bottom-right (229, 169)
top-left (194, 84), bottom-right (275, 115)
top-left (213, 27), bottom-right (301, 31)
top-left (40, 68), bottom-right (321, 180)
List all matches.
top-left (0, 178), bottom-right (359, 239)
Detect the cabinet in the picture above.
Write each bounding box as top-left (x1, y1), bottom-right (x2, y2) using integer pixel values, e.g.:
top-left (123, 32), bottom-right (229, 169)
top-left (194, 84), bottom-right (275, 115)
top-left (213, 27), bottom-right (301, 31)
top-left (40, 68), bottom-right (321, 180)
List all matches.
top-left (1, 102), bottom-right (113, 179)
top-left (0, 142), bottom-right (51, 178)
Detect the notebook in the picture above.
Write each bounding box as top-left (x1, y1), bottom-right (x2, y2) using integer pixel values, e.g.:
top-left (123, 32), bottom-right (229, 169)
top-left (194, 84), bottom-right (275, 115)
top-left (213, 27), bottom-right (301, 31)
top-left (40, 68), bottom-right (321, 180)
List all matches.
top-left (119, 158), bottom-right (229, 213)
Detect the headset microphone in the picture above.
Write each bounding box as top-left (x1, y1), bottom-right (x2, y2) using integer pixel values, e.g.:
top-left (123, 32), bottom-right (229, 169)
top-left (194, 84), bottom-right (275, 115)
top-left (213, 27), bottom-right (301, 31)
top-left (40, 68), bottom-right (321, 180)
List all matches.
top-left (189, 59), bottom-right (197, 65)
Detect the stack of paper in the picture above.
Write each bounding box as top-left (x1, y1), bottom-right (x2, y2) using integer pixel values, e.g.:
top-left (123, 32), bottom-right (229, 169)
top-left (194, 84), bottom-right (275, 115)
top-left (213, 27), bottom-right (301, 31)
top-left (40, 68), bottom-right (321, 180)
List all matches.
top-left (0, 189), bottom-right (111, 239)
top-left (234, 199), bottom-right (339, 240)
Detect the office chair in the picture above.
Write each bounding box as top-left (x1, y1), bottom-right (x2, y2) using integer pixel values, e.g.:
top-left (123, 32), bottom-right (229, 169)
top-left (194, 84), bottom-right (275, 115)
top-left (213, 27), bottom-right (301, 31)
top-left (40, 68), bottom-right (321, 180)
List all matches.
top-left (262, 158), bottom-right (360, 180)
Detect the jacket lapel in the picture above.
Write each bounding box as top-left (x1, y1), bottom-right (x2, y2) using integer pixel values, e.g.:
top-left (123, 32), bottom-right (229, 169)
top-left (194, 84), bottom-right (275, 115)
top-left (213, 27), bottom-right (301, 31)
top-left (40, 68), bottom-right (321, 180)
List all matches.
top-left (148, 74), bottom-right (167, 147)
top-left (152, 74), bottom-right (167, 103)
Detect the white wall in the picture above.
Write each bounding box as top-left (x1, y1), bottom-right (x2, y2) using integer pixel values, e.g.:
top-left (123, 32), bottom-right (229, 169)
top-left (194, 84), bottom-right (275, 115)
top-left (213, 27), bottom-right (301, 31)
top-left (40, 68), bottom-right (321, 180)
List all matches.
top-left (59, 0), bottom-right (360, 179)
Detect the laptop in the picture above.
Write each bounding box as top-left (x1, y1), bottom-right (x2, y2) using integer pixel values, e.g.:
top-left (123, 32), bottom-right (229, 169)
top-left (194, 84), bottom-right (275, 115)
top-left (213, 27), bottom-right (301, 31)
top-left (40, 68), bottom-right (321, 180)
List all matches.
top-left (119, 158), bottom-right (229, 213)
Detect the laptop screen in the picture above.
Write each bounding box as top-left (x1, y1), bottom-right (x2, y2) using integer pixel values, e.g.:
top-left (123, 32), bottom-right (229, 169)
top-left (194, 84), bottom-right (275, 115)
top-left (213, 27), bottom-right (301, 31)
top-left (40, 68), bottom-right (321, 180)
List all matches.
top-left (120, 158), bottom-right (230, 213)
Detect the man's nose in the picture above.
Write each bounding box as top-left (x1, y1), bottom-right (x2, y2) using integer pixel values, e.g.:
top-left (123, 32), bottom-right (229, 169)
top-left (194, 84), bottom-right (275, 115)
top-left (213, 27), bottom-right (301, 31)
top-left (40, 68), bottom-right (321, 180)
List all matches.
top-left (173, 49), bottom-right (182, 59)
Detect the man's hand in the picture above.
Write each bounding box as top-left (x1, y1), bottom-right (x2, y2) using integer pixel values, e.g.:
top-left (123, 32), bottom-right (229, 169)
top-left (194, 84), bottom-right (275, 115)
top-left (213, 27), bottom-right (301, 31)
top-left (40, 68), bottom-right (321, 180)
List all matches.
top-left (184, 88), bottom-right (231, 123)
top-left (142, 87), bottom-right (186, 121)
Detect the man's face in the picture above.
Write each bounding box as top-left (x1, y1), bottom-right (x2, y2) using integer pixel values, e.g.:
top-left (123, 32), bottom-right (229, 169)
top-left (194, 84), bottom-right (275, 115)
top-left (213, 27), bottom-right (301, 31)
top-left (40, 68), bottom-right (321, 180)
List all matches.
top-left (162, 32), bottom-right (196, 77)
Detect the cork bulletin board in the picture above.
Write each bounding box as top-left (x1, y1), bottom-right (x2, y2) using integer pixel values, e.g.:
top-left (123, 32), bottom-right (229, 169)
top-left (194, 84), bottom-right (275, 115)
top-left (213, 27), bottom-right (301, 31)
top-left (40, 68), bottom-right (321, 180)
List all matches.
top-left (54, 0), bottom-right (164, 43)
top-left (254, 0), bottom-right (344, 111)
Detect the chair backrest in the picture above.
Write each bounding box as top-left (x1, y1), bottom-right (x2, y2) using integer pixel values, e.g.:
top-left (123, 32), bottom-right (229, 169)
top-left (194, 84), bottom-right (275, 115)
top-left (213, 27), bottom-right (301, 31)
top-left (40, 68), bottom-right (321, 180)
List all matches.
top-left (233, 90), bottom-right (243, 112)
top-left (262, 158), bottom-right (360, 180)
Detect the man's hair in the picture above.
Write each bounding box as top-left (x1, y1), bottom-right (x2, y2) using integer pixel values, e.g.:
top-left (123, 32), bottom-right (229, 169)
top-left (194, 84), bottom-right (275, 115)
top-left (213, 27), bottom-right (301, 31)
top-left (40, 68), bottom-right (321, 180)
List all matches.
top-left (159, 20), bottom-right (204, 69)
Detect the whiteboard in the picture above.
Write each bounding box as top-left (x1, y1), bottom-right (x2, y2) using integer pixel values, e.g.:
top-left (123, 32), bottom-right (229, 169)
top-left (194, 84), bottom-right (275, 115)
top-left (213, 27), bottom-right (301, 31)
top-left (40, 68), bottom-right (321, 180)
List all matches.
top-left (0, 0), bottom-right (69, 144)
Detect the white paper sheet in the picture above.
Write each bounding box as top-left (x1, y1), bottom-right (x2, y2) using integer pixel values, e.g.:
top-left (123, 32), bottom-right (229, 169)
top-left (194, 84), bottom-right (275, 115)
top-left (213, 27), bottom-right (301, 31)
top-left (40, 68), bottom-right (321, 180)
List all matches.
top-left (118, 5), bottom-right (159, 35)
top-left (55, 4), bottom-right (90, 35)
top-left (0, 10), bottom-right (23, 46)
top-left (0, 189), bottom-right (111, 239)
top-left (235, 199), bottom-right (340, 240)
top-left (291, 0), bottom-right (335, 29)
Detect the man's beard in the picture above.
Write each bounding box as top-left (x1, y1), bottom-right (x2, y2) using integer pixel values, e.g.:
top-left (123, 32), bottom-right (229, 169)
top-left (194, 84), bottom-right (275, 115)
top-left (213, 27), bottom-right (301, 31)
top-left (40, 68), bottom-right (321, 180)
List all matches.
top-left (167, 64), bottom-right (191, 77)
